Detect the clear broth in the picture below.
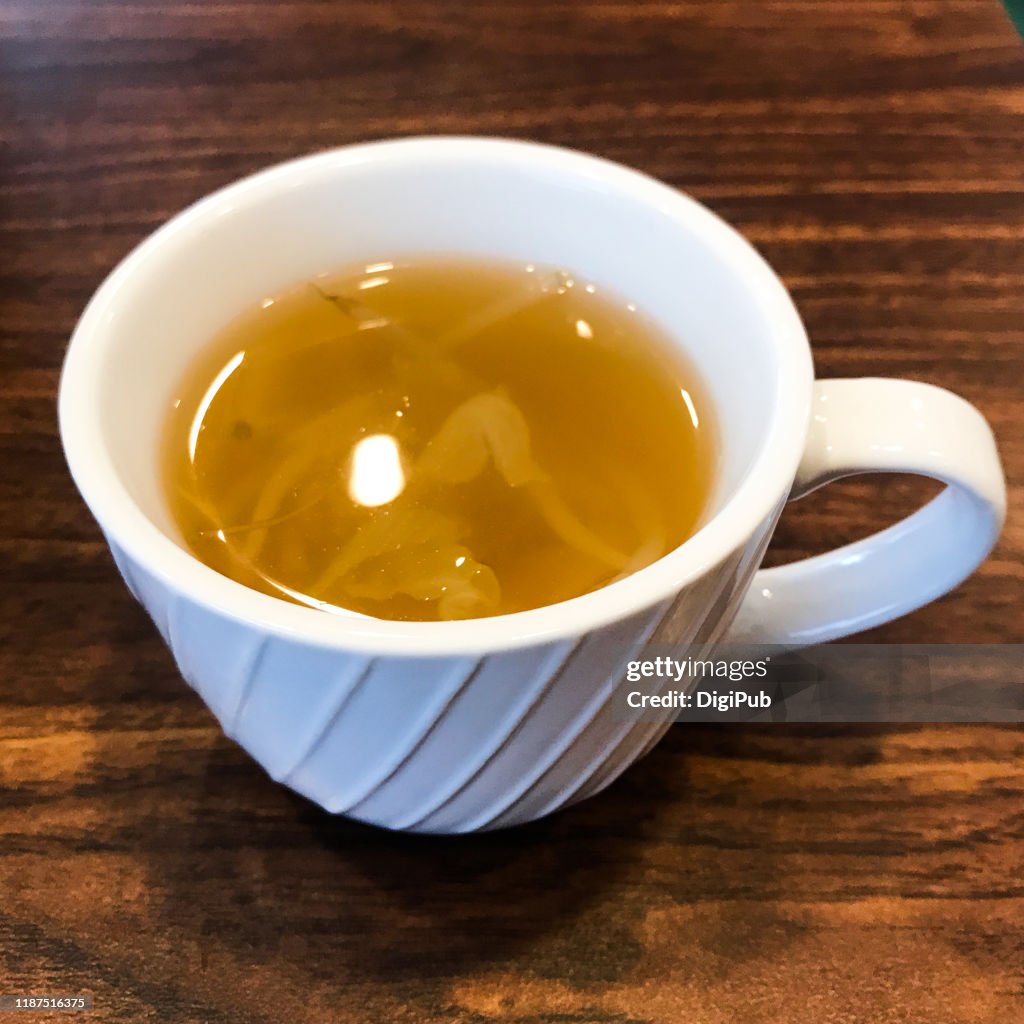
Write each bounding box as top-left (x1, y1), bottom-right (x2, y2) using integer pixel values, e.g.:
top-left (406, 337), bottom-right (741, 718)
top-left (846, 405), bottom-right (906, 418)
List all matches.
top-left (163, 258), bottom-right (716, 621)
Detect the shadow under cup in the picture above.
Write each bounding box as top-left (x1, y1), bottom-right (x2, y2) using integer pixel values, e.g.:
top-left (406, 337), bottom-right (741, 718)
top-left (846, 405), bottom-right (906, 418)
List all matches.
top-left (59, 139), bottom-right (811, 832)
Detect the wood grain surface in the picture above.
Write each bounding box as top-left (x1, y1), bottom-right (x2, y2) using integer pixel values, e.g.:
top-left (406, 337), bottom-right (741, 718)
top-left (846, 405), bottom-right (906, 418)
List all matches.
top-left (1, 2), bottom-right (1022, 1022)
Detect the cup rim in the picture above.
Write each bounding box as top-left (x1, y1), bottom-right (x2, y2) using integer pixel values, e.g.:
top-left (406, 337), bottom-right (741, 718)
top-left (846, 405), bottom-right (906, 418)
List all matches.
top-left (59, 136), bottom-right (813, 656)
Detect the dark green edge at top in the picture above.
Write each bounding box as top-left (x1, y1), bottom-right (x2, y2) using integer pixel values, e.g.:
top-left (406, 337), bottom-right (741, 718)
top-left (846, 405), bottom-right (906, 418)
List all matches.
top-left (1003, 0), bottom-right (1024, 37)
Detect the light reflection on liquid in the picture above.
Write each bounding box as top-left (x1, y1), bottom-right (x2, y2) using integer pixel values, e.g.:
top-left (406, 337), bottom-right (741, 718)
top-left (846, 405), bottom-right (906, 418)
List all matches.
top-left (188, 350), bottom-right (245, 462)
top-left (347, 433), bottom-right (406, 507)
top-left (680, 388), bottom-right (700, 429)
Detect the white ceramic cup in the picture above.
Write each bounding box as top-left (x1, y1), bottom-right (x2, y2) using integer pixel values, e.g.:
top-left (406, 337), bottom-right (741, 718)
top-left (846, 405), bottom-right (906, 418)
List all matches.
top-left (60, 138), bottom-right (1006, 832)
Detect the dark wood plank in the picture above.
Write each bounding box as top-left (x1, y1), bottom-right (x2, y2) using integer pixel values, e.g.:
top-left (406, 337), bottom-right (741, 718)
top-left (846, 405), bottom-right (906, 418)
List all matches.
top-left (1, 2), bottom-right (1022, 1021)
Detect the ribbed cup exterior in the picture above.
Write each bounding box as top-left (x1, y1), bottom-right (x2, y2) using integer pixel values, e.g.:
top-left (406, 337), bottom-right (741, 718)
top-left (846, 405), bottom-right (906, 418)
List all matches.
top-left (110, 511), bottom-right (776, 833)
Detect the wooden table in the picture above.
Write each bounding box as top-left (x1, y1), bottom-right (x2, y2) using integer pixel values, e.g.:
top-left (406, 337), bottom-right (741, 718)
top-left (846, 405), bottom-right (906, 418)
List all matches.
top-left (2, 2), bottom-right (1022, 1021)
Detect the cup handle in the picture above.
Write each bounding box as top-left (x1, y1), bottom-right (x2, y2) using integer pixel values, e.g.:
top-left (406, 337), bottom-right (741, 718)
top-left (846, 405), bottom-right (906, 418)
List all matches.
top-left (724, 378), bottom-right (1006, 646)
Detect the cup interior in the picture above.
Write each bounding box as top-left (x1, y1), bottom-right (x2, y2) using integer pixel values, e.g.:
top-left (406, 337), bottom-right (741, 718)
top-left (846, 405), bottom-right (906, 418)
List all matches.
top-left (61, 138), bottom-right (812, 649)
